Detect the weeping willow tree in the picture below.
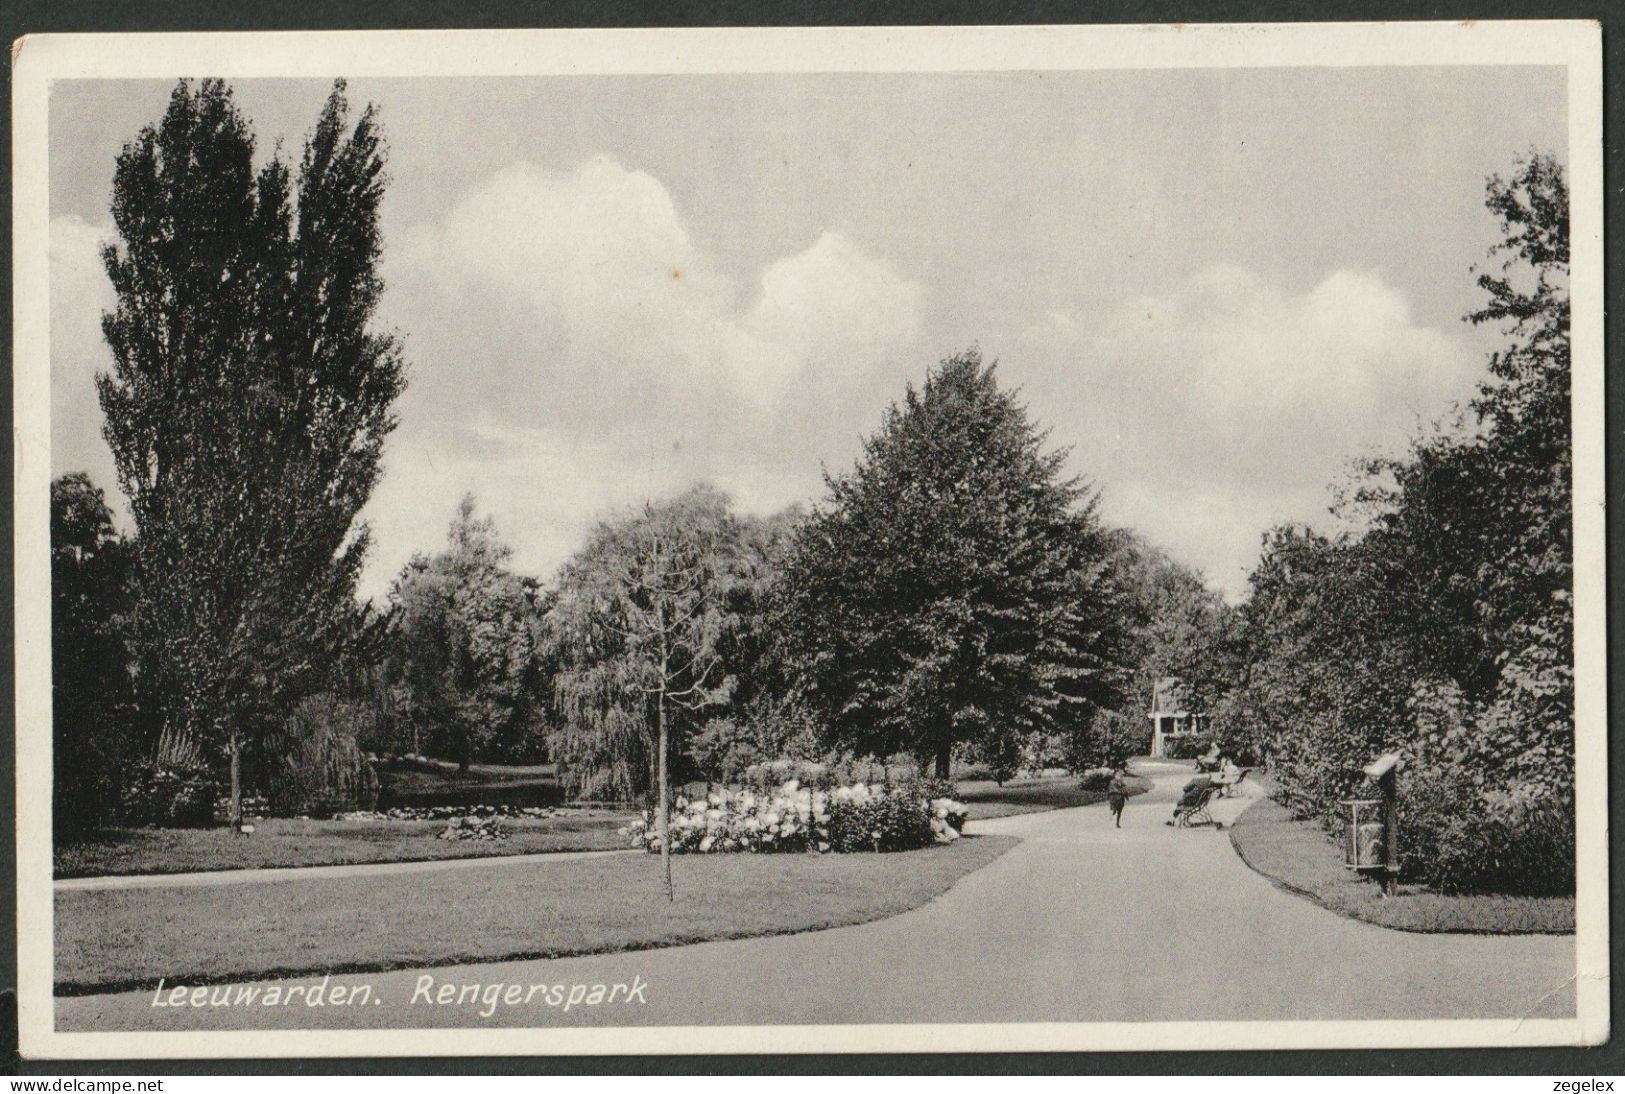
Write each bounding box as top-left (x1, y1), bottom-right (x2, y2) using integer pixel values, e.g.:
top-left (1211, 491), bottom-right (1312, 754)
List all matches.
top-left (547, 486), bottom-right (740, 900)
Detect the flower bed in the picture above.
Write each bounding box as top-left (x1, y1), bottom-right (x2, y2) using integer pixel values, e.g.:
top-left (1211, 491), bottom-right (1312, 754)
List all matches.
top-left (333, 804), bottom-right (595, 822)
top-left (623, 779), bottom-right (968, 854)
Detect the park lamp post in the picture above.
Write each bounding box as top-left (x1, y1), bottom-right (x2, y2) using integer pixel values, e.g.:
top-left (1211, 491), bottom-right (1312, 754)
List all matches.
top-left (1340, 750), bottom-right (1404, 896)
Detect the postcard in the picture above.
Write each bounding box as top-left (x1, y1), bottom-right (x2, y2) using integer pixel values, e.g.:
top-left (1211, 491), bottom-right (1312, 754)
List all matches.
top-left (12, 21), bottom-right (1607, 1058)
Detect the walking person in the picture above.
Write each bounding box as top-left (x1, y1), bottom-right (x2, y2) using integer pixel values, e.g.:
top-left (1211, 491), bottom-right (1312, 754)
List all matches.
top-left (1107, 765), bottom-right (1130, 828)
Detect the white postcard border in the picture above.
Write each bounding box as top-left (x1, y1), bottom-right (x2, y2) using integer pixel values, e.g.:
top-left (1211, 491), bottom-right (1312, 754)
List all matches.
top-left (12, 21), bottom-right (1608, 1060)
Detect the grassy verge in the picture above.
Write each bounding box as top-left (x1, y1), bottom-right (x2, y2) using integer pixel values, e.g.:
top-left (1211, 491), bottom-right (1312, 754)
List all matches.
top-left (54, 811), bottom-right (634, 880)
top-left (1229, 796), bottom-right (1573, 934)
top-left (56, 834), bottom-right (1017, 994)
top-left (957, 774), bottom-right (1151, 820)
top-left (377, 759), bottom-right (571, 809)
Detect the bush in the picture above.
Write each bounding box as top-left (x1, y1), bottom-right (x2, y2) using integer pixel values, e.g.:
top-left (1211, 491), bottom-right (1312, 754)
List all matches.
top-left (1095, 709), bottom-right (1151, 767)
top-left (121, 763), bottom-right (219, 828)
top-left (689, 717), bottom-right (766, 786)
top-left (1161, 733), bottom-right (1214, 762)
top-left (51, 473), bottom-right (136, 838)
top-left (255, 695), bottom-right (380, 817)
top-left (1398, 752), bottom-right (1573, 896)
top-left (1077, 767), bottom-right (1115, 791)
top-left (623, 779), bottom-right (968, 854)
top-left (826, 786), bottom-right (934, 852)
top-left (989, 756), bottom-right (1021, 785)
top-left (741, 758), bottom-right (832, 793)
top-left (54, 721), bottom-right (124, 838)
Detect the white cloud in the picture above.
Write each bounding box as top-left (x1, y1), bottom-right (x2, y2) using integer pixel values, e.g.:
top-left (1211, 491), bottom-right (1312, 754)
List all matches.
top-left (52, 164), bottom-right (1471, 611)
top-left (1013, 265), bottom-right (1480, 599)
top-left (366, 156), bottom-right (927, 594)
top-left (50, 159), bottom-right (929, 597)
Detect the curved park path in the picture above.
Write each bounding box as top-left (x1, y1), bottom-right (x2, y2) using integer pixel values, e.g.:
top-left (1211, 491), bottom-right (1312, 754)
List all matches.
top-left (57, 764), bottom-right (1575, 1031)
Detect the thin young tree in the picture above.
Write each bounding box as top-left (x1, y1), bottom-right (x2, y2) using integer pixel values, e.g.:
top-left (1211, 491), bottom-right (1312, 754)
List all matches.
top-left (97, 79), bottom-right (405, 827)
top-left (548, 487), bottom-right (740, 900)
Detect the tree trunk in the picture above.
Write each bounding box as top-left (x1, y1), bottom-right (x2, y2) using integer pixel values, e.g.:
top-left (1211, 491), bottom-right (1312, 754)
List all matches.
top-left (228, 731), bottom-right (243, 832)
top-left (934, 741), bottom-right (951, 780)
top-left (657, 691), bottom-right (673, 902)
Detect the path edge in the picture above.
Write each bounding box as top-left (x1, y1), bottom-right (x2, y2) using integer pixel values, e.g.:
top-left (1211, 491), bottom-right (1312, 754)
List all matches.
top-left (1226, 795), bottom-right (1574, 938)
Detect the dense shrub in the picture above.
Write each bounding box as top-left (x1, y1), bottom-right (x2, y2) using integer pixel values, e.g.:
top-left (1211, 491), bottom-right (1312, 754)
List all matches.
top-left (689, 717), bottom-right (767, 786)
top-left (1161, 732), bottom-right (1215, 762)
top-left (1398, 753), bottom-right (1573, 896)
top-left (121, 763), bottom-right (218, 828)
top-left (1090, 708), bottom-right (1152, 767)
top-left (826, 786), bottom-right (934, 852)
top-left (623, 779), bottom-right (967, 854)
top-left (1077, 768), bottom-right (1114, 791)
top-left (1391, 680), bottom-right (1574, 895)
top-left (741, 758), bottom-right (833, 793)
top-left (1236, 158), bottom-right (1576, 898)
top-left (51, 473), bottom-right (135, 838)
top-left (255, 695), bottom-right (381, 817)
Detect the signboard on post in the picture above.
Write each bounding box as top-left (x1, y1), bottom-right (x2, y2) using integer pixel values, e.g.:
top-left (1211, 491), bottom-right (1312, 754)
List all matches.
top-left (1362, 751), bottom-right (1404, 895)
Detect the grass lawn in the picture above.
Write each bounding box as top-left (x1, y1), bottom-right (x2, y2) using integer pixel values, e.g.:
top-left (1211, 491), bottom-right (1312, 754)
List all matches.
top-left (1229, 796), bottom-right (1573, 934)
top-left (54, 811), bottom-right (633, 880)
top-left (377, 759), bottom-right (571, 809)
top-left (55, 834), bottom-right (1017, 994)
top-left (957, 774), bottom-right (1152, 820)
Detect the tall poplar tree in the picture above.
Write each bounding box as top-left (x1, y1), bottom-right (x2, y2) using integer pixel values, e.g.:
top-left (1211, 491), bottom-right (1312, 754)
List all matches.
top-left (776, 349), bottom-right (1129, 777)
top-left (97, 79), bottom-right (406, 826)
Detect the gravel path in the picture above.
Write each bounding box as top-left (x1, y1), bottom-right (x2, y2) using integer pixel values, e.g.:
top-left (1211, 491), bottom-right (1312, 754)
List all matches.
top-left (56, 767), bottom-right (1575, 1031)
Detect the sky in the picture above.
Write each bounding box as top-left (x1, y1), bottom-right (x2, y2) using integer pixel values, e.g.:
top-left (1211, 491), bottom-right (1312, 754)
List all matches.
top-left (47, 68), bottom-right (1567, 601)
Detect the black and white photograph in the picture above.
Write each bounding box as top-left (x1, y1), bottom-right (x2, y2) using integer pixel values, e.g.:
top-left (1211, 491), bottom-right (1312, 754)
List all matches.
top-left (11, 22), bottom-right (1608, 1058)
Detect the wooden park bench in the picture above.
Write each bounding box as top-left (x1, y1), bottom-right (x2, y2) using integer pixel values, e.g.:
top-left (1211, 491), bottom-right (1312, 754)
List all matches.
top-left (1171, 780), bottom-right (1221, 828)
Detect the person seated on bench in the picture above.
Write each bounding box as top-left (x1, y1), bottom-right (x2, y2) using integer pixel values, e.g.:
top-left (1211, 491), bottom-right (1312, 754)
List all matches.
top-left (1213, 757), bottom-right (1246, 796)
top-left (1196, 743), bottom-right (1222, 772)
top-left (1172, 774), bottom-right (1212, 821)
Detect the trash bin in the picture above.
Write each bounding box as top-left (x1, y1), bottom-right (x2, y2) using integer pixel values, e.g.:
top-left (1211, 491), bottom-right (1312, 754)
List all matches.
top-left (1340, 799), bottom-right (1386, 870)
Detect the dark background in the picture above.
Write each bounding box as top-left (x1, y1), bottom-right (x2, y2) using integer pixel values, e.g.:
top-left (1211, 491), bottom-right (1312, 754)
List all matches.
top-left (3, 0), bottom-right (1620, 1077)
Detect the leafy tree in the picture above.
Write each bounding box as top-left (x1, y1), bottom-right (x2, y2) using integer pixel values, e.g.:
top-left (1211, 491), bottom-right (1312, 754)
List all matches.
top-left (1355, 154), bottom-right (1573, 797)
top-left (776, 349), bottom-right (1129, 778)
top-left (684, 506), bottom-right (810, 777)
top-left (548, 485), bottom-right (741, 899)
top-left (51, 473), bottom-right (133, 835)
top-left (386, 495), bottom-right (550, 768)
top-left (96, 79), bottom-right (405, 827)
top-left (1221, 526), bottom-right (1416, 813)
top-left (1107, 532), bottom-right (1239, 710)
top-left (1233, 155), bottom-right (1574, 893)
